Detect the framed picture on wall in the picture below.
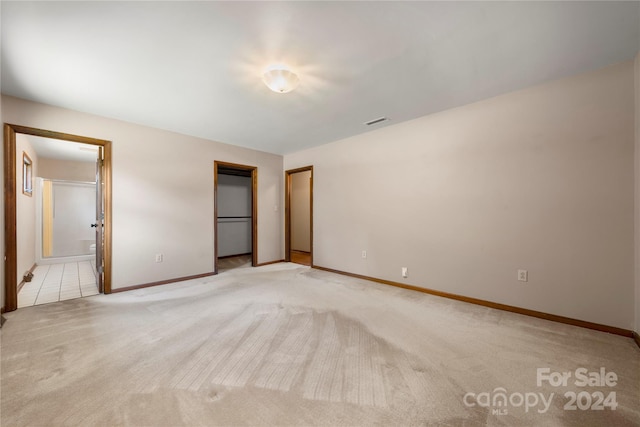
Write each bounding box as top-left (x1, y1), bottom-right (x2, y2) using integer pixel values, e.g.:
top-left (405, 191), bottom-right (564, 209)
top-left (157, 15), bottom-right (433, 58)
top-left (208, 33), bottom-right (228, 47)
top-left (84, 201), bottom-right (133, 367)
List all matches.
top-left (22, 151), bottom-right (33, 196)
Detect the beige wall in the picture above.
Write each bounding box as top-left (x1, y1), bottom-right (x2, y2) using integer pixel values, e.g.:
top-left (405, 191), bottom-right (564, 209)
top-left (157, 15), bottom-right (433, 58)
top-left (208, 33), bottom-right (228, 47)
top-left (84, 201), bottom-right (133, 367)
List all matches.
top-left (2, 95), bottom-right (283, 294)
top-left (2, 59), bottom-right (637, 332)
top-left (635, 52), bottom-right (640, 334)
top-left (285, 61), bottom-right (635, 330)
top-left (38, 158), bottom-right (96, 182)
top-left (291, 170), bottom-right (311, 252)
top-left (16, 134), bottom-right (38, 284)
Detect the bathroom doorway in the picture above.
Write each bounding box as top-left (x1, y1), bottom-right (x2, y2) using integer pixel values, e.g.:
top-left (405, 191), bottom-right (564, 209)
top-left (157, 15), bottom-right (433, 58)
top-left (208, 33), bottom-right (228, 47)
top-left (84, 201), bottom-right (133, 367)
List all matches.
top-left (3, 124), bottom-right (112, 312)
top-left (213, 161), bottom-right (257, 274)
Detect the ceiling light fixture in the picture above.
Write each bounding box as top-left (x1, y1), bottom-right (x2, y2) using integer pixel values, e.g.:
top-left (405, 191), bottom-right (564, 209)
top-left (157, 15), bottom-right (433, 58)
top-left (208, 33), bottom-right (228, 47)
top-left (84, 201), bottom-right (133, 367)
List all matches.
top-left (262, 66), bottom-right (299, 94)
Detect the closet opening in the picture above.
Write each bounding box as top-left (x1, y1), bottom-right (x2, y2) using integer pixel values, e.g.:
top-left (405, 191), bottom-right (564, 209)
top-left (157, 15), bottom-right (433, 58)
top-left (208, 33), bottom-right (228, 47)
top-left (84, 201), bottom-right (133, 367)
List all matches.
top-left (213, 161), bottom-right (257, 273)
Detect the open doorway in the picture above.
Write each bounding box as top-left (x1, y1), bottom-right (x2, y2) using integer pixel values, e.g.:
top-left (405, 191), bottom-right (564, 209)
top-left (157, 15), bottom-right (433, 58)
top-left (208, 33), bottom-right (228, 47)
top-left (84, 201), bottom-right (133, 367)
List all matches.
top-left (213, 161), bottom-right (257, 274)
top-left (285, 166), bottom-right (313, 266)
top-left (3, 124), bottom-right (112, 312)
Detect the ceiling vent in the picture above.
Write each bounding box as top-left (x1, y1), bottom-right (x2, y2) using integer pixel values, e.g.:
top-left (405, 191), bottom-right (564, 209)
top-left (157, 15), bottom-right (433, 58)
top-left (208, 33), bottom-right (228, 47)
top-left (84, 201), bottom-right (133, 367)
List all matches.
top-left (364, 117), bottom-right (389, 126)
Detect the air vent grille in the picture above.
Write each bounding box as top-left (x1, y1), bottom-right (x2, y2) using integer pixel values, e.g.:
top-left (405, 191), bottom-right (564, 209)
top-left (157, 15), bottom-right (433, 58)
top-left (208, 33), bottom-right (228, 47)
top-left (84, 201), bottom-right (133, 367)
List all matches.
top-left (364, 117), bottom-right (388, 126)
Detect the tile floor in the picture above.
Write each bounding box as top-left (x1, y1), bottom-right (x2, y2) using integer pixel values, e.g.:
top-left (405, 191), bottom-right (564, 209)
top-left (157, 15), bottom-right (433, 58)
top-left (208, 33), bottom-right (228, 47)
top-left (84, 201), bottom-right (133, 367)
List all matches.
top-left (18, 261), bottom-right (100, 308)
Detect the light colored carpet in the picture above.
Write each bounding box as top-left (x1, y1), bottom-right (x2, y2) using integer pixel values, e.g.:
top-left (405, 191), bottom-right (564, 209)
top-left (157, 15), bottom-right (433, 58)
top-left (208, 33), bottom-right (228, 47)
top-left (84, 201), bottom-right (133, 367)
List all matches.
top-left (1, 263), bottom-right (639, 426)
top-left (217, 255), bottom-right (252, 273)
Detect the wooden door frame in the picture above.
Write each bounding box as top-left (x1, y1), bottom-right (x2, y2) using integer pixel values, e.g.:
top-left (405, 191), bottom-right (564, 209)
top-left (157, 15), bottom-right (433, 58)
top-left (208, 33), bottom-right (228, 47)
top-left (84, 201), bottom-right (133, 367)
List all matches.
top-left (3, 124), bottom-right (113, 312)
top-left (285, 166), bottom-right (313, 266)
top-left (213, 161), bottom-right (257, 274)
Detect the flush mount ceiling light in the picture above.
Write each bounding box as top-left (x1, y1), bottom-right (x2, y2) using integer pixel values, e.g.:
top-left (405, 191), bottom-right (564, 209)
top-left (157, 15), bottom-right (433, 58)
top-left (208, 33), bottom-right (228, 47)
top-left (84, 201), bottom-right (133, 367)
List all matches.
top-left (262, 66), bottom-right (299, 94)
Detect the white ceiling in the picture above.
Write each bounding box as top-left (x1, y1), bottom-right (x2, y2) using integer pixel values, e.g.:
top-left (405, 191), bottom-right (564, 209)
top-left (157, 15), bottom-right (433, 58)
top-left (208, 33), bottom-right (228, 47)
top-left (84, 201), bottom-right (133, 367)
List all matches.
top-left (25, 135), bottom-right (98, 163)
top-left (2, 1), bottom-right (639, 155)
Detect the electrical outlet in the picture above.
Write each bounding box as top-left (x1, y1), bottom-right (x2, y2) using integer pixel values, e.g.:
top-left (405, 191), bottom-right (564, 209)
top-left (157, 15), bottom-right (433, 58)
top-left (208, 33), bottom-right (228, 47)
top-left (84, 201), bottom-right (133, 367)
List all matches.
top-left (518, 269), bottom-right (528, 282)
top-left (402, 267), bottom-right (408, 278)
top-left (156, 253), bottom-right (163, 263)
top-left (362, 250), bottom-right (367, 259)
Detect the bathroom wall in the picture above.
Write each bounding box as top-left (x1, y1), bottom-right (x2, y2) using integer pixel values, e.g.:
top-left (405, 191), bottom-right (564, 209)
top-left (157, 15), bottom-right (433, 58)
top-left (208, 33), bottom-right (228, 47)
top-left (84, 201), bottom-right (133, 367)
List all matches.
top-left (38, 158), bottom-right (97, 259)
top-left (39, 158), bottom-right (95, 182)
top-left (16, 134), bottom-right (38, 284)
top-left (49, 181), bottom-right (96, 257)
top-left (38, 157), bottom-right (97, 258)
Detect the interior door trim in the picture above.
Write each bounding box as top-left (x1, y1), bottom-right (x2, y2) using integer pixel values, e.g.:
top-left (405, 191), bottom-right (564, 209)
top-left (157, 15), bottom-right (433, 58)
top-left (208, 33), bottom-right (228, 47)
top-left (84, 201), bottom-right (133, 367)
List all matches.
top-left (285, 166), bottom-right (313, 266)
top-left (213, 161), bottom-right (258, 274)
top-left (3, 124), bottom-right (113, 312)
top-left (95, 147), bottom-right (104, 293)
